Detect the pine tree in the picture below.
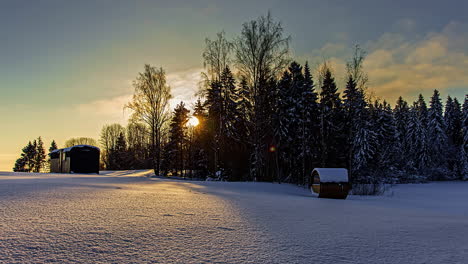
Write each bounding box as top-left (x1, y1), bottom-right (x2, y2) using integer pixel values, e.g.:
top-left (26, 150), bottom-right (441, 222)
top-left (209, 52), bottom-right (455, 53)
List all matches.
top-left (166, 102), bottom-right (190, 177)
top-left (427, 90), bottom-right (448, 179)
top-left (445, 96), bottom-right (464, 176)
top-left (46, 140), bottom-right (59, 172)
top-left (406, 96), bottom-right (430, 175)
top-left (320, 69), bottom-right (346, 169)
top-left (370, 101), bottom-right (398, 177)
top-left (205, 80), bottom-right (223, 175)
top-left (192, 99), bottom-right (209, 178)
top-left (276, 62), bottom-right (303, 183)
top-left (13, 157), bottom-right (27, 172)
top-left (236, 77), bottom-right (253, 141)
top-left (34, 137), bottom-right (46, 173)
top-left (220, 66), bottom-right (239, 141)
top-left (393, 96), bottom-right (411, 173)
top-left (461, 95), bottom-right (468, 179)
top-left (49, 140), bottom-right (58, 153)
top-left (343, 75), bottom-right (375, 182)
top-left (107, 132), bottom-right (129, 170)
top-left (26, 141), bottom-right (37, 172)
top-left (232, 78), bottom-right (253, 181)
top-left (299, 62), bottom-right (320, 185)
top-left (13, 141), bottom-right (36, 172)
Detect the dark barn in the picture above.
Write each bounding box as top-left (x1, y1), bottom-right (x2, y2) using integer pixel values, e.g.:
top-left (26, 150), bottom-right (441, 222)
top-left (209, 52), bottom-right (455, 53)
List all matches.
top-left (49, 145), bottom-right (100, 174)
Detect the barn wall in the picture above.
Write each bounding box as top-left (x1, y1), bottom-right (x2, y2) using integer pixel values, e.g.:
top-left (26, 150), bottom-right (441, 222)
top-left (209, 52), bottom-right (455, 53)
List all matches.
top-left (50, 159), bottom-right (60, 173)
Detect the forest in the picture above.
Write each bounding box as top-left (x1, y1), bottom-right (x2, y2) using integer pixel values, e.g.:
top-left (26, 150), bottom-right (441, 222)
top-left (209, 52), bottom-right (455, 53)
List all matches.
top-left (13, 13), bottom-right (468, 188)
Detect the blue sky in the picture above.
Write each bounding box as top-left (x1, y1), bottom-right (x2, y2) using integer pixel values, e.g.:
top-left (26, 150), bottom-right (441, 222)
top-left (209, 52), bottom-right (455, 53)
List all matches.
top-left (1, 0), bottom-right (467, 170)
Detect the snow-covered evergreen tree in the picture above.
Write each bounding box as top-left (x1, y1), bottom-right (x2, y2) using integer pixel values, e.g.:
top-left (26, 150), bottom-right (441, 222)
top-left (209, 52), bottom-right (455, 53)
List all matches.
top-left (427, 90), bottom-right (448, 179)
top-left (298, 62), bottom-right (319, 185)
top-left (343, 76), bottom-right (376, 182)
top-left (276, 62), bottom-right (303, 183)
top-left (165, 102), bottom-right (190, 177)
top-left (34, 137), bottom-right (46, 173)
top-left (460, 95), bottom-right (468, 179)
top-left (220, 66), bottom-right (240, 141)
top-left (320, 69), bottom-right (346, 169)
top-left (370, 101), bottom-right (398, 177)
top-left (406, 96), bottom-right (430, 175)
top-left (191, 99), bottom-right (209, 178)
top-left (445, 96), bottom-right (464, 177)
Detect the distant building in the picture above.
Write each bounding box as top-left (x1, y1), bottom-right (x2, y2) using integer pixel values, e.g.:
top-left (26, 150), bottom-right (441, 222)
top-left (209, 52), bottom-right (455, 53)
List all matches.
top-left (49, 145), bottom-right (100, 174)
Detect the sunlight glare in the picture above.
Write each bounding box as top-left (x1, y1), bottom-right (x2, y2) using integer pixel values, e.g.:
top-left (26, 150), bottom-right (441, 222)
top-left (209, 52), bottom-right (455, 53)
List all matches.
top-left (188, 116), bottom-right (199, 127)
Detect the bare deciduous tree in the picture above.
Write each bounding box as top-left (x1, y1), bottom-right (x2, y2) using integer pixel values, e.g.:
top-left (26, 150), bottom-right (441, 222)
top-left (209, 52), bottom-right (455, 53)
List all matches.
top-left (346, 45), bottom-right (368, 92)
top-left (126, 121), bottom-right (150, 164)
top-left (202, 31), bottom-right (233, 82)
top-left (64, 137), bottom-right (97, 148)
top-left (99, 123), bottom-right (125, 169)
top-left (126, 64), bottom-right (172, 176)
top-left (234, 12), bottom-right (291, 94)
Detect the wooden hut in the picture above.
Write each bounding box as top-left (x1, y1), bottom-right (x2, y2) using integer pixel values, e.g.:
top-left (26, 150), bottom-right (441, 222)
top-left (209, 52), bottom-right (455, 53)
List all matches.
top-left (310, 168), bottom-right (350, 199)
top-left (49, 145), bottom-right (100, 174)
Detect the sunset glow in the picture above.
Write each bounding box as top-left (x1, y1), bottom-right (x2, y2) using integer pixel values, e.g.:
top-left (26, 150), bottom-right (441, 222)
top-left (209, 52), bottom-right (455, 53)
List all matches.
top-left (187, 116), bottom-right (200, 127)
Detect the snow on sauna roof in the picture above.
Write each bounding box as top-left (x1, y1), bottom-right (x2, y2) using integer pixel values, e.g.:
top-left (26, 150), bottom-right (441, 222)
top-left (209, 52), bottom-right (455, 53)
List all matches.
top-left (50, 145), bottom-right (100, 154)
top-left (312, 168), bottom-right (348, 183)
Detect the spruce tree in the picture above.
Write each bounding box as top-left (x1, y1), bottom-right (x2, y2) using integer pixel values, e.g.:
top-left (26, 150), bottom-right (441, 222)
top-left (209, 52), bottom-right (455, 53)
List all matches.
top-left (205, 80), bottom-right (223, 175)
top-left (220, 66), bottom-right (239, 141)
top-left (13, 141), bottom-right (36, 172)
top-left (299, 62), bottom-right (319, 185)
top-left (49, 140), bottom-right (58, 153)
top-left (277, 62), bottom-right (303, 183)
top-left (406, 97), bottom-right (430, 175)
top-left (370, 101), bottom-right (397, 177)
top-left (192, 99), bottom-right (209, 178)
top-left (393, 96), bottom-right (411, 173)
top-left (166, 102), bottom-right (190, 177)
top-left (34, 137), bottom-right (46, 173)
top-left (445, 96), bottom-right (464, 176)
top-left (320, 69), bottom-right (346, 169)
top-left (461, 95), bottom-right (468, 179)
top-left (109, 132), bottom-right (129, 170)
top-left (236, 77), bottom-right (253, 141)
top-left (13, 157), bottom-right (27, 172)
top-left (427, 90), bottom-right (448, 179)
top-left (26, 141), bottom-right (37, 172)
top-left (343, 75), bottom-right (375, 182)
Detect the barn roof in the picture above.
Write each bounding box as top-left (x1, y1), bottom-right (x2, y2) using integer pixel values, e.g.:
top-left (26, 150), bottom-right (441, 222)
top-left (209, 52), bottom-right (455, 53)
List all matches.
top-left (50, 145), bottom-right (100, 154)
top-left (312, 168), bottom-right (348, 183)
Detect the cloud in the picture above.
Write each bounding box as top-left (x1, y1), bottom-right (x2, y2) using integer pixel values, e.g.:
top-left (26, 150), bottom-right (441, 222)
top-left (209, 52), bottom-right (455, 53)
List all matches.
top-left (306, 21), bottom-right (468, 103)
top-left (166, 67), bottom-right (204, 109)
top-left (364, 22), bottom-right (468, 102)
top-left (76, 94), bottom-right (132, 123)
top-left (75, 67), bottom-right (204, 125)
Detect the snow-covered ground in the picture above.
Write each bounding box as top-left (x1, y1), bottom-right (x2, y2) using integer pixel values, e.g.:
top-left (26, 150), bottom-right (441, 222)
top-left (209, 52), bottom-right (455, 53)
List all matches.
top-left (1, 171), bottom-right (467, 263)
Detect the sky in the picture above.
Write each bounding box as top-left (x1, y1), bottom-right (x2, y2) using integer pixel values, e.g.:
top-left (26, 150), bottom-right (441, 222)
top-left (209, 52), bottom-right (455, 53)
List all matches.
top-left (1, 0), bottom-right (467, 171)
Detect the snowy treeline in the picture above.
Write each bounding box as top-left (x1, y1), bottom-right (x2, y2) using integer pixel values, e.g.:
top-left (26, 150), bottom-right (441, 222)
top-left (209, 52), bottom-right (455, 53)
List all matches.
top-left (156, 13), bottom-right (468, 184)
top-left (99, 123), bottom-right (152, 170)
top-left (171, 62), bottom-right (468, 184)
top-left (13, 138), bottom-right (55, 172)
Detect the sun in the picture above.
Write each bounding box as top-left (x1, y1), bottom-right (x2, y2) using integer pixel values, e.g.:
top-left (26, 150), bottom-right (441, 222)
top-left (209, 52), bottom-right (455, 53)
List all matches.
top-left (187, 116), bottom-right (199, 127)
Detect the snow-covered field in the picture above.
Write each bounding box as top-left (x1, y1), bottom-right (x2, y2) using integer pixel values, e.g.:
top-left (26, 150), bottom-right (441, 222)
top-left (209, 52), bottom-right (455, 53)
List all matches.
top-left (1, 171), bottom-right (467, 264)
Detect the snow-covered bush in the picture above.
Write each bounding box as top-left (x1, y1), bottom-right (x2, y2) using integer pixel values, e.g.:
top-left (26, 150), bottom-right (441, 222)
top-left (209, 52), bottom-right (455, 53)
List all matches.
top-left (351, 183), bottom-right (390, 196)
